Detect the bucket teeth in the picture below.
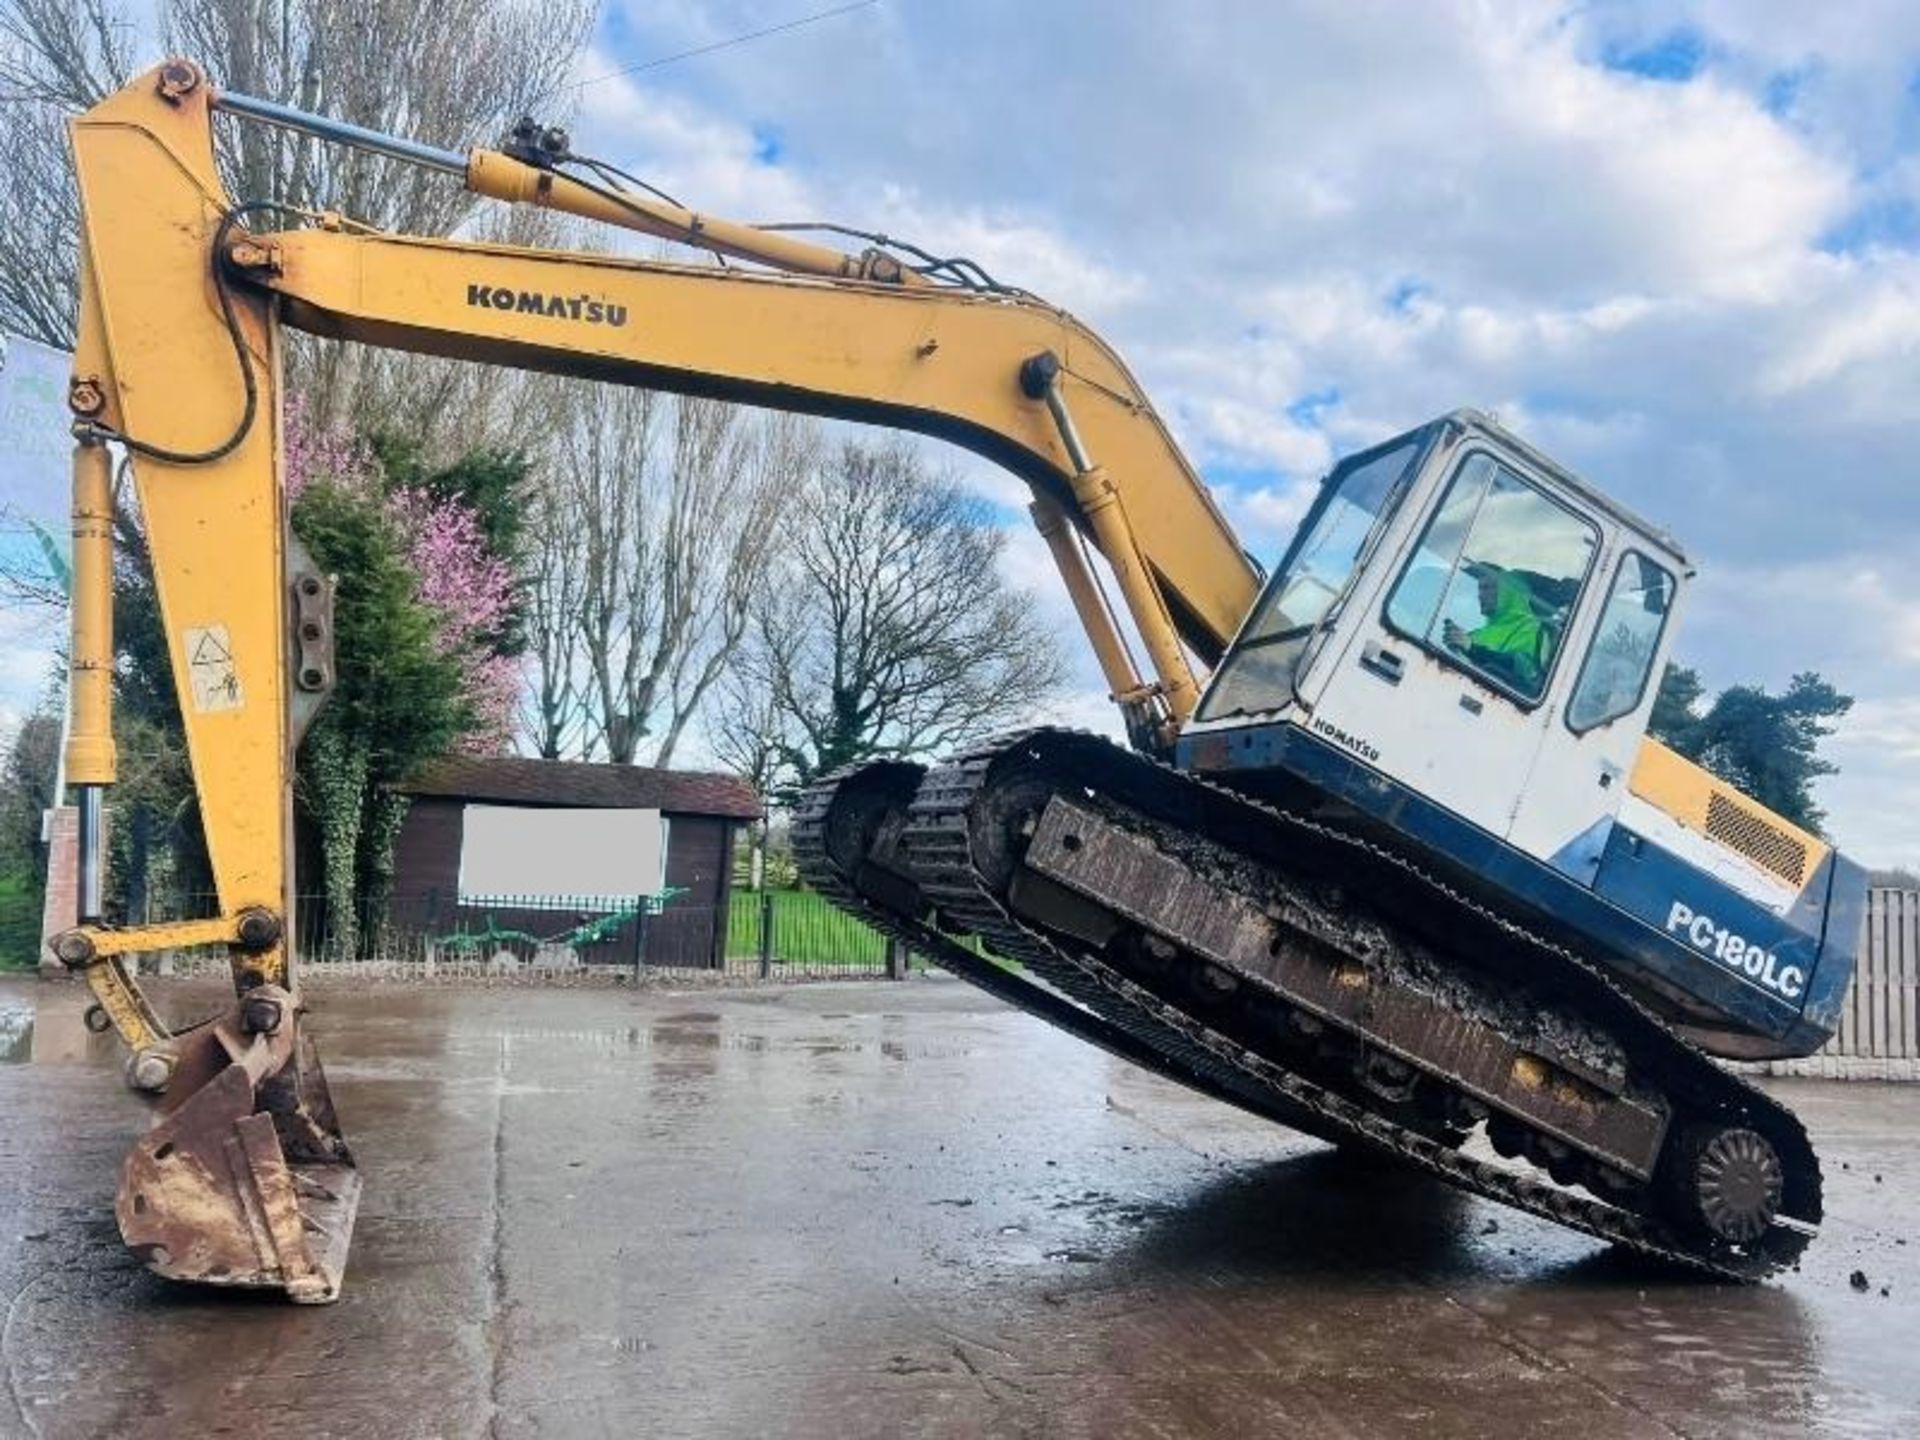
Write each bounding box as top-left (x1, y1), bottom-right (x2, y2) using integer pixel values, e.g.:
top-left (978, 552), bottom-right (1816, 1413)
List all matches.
top-left (114, 991), bottom-right (360, 1304)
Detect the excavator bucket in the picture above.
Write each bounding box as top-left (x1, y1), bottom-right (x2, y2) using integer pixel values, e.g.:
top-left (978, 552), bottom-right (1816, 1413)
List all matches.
top-left (114, 986), bottom-right (361, 1304)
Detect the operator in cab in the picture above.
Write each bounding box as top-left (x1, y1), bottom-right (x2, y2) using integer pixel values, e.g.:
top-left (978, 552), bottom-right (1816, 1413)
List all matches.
top-left (1442, 561), bottom-right (1554, 692)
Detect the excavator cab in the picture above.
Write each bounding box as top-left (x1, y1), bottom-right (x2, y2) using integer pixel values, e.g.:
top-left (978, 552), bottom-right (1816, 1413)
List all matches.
top-left (1181, 411), bottom-right (1866, 1063)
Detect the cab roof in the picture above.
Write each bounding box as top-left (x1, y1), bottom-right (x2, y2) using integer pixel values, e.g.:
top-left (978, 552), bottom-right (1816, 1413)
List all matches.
top-left (1436, 410), bottom-right (1689, 568)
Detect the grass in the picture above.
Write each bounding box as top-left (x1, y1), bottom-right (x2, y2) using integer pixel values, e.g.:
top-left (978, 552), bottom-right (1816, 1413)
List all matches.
top-left (724, 888), bottom-right (888, 967)
top-left (720, 887), bottom-right (1007, 972)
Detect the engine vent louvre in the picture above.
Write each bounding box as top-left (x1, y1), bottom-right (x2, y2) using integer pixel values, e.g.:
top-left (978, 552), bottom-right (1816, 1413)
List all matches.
top-left (1704, 792), bottom-right (1808, 887)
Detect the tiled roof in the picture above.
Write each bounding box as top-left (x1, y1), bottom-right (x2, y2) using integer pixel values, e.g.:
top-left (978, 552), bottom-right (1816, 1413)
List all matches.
top-left (398, 756), bottom-right (761, 819)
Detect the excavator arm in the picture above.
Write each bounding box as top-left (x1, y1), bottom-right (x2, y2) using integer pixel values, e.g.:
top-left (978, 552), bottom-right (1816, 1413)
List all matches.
top-left (54, 60), bottom-right (1261, 1301)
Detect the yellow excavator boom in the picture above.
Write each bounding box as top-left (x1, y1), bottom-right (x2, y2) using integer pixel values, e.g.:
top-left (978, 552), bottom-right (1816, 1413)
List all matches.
top-left (56, 59), bottom-right (1261, 1301)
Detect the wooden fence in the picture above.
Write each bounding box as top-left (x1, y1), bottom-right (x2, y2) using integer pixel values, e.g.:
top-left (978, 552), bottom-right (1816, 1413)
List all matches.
top-left (1755, 888), bottom-right (1919, 1079)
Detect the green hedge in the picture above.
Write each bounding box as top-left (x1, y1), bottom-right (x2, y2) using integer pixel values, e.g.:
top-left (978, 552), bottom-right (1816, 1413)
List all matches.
top-left (0, 875), bottom-right (43, 971)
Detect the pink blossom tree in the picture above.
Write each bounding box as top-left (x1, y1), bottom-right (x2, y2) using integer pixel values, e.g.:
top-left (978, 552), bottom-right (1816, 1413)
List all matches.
top-left (285, 402), bottom-right (524, 950)
top-left (286, 399), bottom-right (519, 751)
top-left (384, 489), bottom-right (518, 751)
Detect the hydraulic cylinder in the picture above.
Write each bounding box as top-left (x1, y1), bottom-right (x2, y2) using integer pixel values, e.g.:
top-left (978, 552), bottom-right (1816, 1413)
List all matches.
top-left (66, 438), bottom-right (117, 922)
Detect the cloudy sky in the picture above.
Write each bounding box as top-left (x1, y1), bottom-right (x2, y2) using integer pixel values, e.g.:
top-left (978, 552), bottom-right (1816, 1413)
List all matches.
top-left (3, 0), bottom-right (1916, 871)
top-left (549, 0), bottom-right (1920, 869)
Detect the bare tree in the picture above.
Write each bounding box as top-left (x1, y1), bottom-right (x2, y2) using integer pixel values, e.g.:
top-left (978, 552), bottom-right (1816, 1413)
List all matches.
top-left (710, 613), bottom-right (802, 889)
top-left (729, 437), bottom-right (1065, 799)
top-left (0, 0), bottom-right (598, 633)
top-left (711, 642), bottom-right (798, 804)
top-left (0, 1), bottom-right (136, 348)
top-left (523, 386), bottom-right (807, 766)
top-left (0, 0), bottom-right (592, 411)
top-left (519, 456), bottom-right (592, 761)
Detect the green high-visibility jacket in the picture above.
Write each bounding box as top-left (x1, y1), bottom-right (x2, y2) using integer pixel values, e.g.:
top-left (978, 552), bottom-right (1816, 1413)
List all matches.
top-left (1466, 571), bottom-right (1547, 690)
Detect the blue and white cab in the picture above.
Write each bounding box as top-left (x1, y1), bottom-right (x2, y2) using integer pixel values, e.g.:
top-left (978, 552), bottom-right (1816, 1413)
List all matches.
top-left (1178, 411), bottom-right (1865, 1061)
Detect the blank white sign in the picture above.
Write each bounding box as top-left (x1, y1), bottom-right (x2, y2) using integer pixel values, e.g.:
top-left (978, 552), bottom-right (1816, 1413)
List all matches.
top-left (458, 805), bottom-right (665, 902)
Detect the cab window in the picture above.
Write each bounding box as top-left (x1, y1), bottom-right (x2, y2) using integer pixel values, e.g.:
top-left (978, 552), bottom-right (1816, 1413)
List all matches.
top-left (1567, 551), bottom-right (1675, 732)
top-left (1385, 454), bottom-right (1598, 704)
top-left (1195, 434), bottom-right (1420, 721)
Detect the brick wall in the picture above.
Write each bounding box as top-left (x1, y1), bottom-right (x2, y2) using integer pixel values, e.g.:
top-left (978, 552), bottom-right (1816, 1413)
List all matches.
top-left (37, 805), bottom-right (76, 976)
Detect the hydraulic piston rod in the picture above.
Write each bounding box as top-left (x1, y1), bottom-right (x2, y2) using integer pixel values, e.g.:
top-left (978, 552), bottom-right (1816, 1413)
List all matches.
top-left (212, 89), bottom-right (467, 175)
top-left (1023, 352), bottom-right (1200, 731)
top-left (211, 77), bottom-right (914, 283)
top-left (66, 438), bottom-right (116, 923)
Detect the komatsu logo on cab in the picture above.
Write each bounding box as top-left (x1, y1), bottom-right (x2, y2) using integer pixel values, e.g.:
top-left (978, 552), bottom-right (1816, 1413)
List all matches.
top-left (1665, 900), bottom-right (1804, 1001)
top-left (466, 284), bottom-right (627, 327)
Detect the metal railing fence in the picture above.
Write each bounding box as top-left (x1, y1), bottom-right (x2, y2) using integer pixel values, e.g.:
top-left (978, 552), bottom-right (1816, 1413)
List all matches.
top-left (16, 873), bottom-right (1916, 1078)
top-left (102, 886), bottom-right (914, 984)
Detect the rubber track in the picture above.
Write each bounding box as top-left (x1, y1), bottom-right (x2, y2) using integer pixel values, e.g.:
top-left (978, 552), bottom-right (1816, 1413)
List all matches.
top-left (792, 764), bottom-right (1354, 1148)
top-left (800, 730), bottom-right (1820, 1282)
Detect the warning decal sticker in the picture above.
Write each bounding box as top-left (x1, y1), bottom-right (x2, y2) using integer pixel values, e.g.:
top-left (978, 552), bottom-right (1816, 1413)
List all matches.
top-left (183, 624), bottom-right (244, 714)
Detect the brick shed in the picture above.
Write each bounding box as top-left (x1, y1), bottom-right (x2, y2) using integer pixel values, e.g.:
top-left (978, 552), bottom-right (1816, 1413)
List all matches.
top-left (389, 757), bottom-right (761, 968)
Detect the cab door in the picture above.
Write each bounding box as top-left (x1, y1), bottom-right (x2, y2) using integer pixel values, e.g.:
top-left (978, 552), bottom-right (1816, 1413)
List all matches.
top-left (1506, 546), bottom-right (1683, 873)
top-left (1297, 445), bottom-right (1605, 839)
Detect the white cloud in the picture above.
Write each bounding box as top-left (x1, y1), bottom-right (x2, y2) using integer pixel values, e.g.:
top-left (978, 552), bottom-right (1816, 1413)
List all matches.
top-left (1240, 481), bottom-right (1318, 534)
top-left (1759, 261), bottom-right (1920, 397)
top-left (1836, 696), bottom-right (1920, 761)
top-left (564, 0), bottom-right (1920, 856)
top-left (1827, 697), bottom-right (1920, 871)
top-left (568, 56), bottom-right (819, 224)
top-left (1684, 556), bottom-right (1920, 681)
top-left (0, 607), bottom-right (60, 733)
top-left (1029, 684), bottom-right (1125, 742)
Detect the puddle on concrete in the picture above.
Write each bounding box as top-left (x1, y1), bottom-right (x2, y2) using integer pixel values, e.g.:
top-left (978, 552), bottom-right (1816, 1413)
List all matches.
top-left (5, 978), bottom-right (1919, 1437)
top-left (0, 987), bottom-right (128, 1066)
top-left (1, 999), bottom-right (31, 1062)
top-left (436, 1013), bottom-right (975, 1064)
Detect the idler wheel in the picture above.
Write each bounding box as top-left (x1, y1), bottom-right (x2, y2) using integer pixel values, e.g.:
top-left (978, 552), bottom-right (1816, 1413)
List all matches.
top-left (817, 762), bottom-right (923, 914)
top-left (1668, 1124), bottom-right (1784, 1246)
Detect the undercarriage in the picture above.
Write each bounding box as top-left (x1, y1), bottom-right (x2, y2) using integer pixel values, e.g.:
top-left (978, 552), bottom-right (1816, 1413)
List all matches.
top-left (796, 729), bottom-right (1822, 1281)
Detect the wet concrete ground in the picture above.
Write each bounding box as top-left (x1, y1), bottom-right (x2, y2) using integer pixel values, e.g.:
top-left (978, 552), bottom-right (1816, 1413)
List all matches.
top-left (1, 975), bottom-right (1917, 1439)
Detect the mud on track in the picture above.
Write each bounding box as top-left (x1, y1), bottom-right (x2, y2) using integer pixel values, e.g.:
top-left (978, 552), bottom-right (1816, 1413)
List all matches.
top-left (1, 975), bottom-right (1917, 1438)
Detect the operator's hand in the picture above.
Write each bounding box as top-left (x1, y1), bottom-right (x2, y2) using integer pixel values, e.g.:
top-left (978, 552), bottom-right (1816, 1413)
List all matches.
top-left (1442, 619), bottom-right (1468, 651)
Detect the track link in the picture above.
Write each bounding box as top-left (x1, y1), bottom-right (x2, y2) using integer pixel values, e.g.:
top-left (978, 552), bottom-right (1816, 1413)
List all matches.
top-left (798, 730), bottom-right (1821, 1281)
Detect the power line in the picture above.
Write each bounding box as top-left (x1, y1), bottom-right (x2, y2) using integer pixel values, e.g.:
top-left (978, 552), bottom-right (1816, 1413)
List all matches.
top-left (566, 1), bottom-right (879, 92)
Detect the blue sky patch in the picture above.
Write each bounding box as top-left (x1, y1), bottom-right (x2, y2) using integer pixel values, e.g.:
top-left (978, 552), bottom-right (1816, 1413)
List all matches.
top-left (1286, 387), bottom-right (1341, 427)
top-left (1763, 67), bottom-right (1808, 118)
top-left (1601, 28), bottom-right (1707, 83)
top-left (964, 497), bottom-right (1024, 530)
top-left (1203, 460), bottom-right (1291, 494)
top-left (1520, 386), bottom-right (1592, 416)
top-left (1820, 194), bottom-right (1920, 256)
top-left (1386, 277), bottom-right (1427, 312)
